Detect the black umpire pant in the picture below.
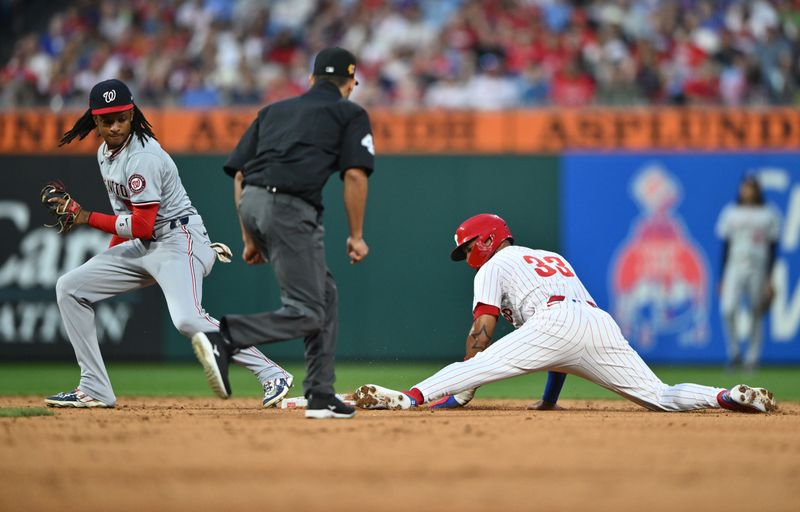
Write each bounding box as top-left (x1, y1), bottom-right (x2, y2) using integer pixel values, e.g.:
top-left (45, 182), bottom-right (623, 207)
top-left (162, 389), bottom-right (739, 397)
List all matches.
top-left (220, 186), bottom-right (338, 398)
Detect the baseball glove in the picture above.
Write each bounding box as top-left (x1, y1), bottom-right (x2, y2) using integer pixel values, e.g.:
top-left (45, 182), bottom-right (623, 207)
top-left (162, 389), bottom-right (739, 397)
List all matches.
top-left (210, 242), bottom-right (233, 263)
top-left (757, 284), bottom-right (775, 314)
top-left (41, 180), bottom-right (82, 233)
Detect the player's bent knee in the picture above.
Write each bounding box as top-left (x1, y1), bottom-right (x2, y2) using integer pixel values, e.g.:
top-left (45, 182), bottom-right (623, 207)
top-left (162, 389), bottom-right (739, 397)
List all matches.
top-left (289, 303), bottom-right (326, 334)
top-left (173, 318), bottom-right (208, 338)
top-left (302, 309), bottom-right (325, 334)
top-left (55, 273), bottom-right (78, 302)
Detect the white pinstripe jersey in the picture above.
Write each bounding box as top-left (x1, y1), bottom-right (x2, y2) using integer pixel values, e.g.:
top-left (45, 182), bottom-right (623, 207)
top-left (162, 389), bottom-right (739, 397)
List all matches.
top-left (97, 135), bottom-right (197, 229)
top-left (473, 246), bottom-right (596, 328)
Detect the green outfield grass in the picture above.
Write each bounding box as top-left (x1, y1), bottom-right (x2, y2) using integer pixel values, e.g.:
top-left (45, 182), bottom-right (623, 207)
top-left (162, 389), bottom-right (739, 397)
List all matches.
top-left (0, 407), bottom-right (54, 418)
top-left (0, 363), bottom-right (798, 401)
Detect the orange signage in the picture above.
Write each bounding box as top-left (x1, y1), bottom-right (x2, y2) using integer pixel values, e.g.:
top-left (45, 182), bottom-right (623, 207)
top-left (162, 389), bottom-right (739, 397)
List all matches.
top-left (1, 108), bottom-right (799, 155)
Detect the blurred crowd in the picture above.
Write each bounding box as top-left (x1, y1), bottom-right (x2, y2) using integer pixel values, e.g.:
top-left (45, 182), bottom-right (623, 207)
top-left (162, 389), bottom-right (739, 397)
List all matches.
top-left (3, 0), bottom-right (800, 110)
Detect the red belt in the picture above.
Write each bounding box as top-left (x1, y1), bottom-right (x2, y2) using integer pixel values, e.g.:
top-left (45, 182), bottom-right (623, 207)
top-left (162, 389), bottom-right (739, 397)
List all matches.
top-left (547, 295), bottom-right (597, 308)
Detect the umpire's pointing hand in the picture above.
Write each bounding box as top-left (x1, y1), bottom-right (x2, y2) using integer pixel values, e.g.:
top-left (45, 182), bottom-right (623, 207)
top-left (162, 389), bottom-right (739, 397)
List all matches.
top-left (347, 236), bottom-right (369, 264)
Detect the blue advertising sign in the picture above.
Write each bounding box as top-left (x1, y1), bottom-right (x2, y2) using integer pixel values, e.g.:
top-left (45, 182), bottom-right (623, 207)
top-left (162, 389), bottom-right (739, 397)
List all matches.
top-left (563, 153), bottom-right (800, 363)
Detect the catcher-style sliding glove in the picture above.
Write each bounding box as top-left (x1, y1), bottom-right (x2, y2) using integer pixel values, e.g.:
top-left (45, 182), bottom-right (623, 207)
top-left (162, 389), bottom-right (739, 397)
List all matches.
top-left (210, 242), bottom-right (233, 263)
top-left (40, 180), bottom-right (82, 233)
top-left (430, 388), bottom-right (476, 409)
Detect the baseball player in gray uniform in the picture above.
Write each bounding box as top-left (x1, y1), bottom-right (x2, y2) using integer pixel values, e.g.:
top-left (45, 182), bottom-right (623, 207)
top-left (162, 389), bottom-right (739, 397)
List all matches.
top-left (43, 79), bottom-right (292, 408)
top-left (716, 175), bottom-right (782, 371)
top-left (355, 214), bottom-right (777, 414)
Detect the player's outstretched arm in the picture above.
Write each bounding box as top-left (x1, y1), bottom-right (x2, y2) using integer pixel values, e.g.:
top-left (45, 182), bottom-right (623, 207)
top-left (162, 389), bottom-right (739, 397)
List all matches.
top-left (46, 185), bottom-right (159, 241)
top-left (430, 313), bottom-right (499, 409)
top-left (465, 313), bottom-right (498, 360)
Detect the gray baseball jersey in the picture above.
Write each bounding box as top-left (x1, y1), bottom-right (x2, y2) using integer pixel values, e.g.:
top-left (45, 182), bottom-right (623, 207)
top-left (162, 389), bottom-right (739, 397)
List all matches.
top-left (715, 204), bottom-right (781, 267)
top-left (54, 134), bottom-right (291, 406)
top-left (97, 135), bottom-right (196, 228)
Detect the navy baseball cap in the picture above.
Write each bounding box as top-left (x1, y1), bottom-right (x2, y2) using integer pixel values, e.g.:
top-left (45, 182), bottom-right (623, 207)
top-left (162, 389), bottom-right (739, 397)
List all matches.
top-left (89, 79), bottom-right (134, 115)
top-left (313, 47), bottom-right (357, 78)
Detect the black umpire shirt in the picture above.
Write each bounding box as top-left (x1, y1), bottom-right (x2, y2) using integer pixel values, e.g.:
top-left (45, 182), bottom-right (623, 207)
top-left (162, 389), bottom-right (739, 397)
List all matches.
top-left (224, 80), bottom-right (375, 211)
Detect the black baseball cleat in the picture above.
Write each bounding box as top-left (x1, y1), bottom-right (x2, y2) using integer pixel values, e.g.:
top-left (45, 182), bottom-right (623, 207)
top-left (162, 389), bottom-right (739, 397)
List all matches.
top-left (191, 331), bottom-right (232, 399)
top-left (305, 393), bottom-right (356, 419)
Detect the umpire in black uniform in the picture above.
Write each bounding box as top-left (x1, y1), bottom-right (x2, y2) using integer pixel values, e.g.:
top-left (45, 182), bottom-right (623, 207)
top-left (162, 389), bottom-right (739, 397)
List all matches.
top-left (192, 47), bottom-right (374, 419)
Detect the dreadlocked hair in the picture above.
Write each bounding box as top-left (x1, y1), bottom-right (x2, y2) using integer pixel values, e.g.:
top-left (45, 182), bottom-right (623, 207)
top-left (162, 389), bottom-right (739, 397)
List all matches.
top-left (58, 108), bottom-right (95, 146)
top-left (58, 106), bottom-right (157, 147)
top-left (131, 106), bottom-right (157, 144)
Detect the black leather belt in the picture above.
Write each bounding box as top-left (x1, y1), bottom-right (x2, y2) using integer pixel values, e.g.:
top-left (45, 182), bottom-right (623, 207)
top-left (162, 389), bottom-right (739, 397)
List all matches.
top-left (245, 181), bottom-right (292, 195)
top-left (168, 216), bottom-right (191, 229)
top-left (244, 182), bottom-right (281, 193)
top-left (152, 215), bottom-right (201, 240)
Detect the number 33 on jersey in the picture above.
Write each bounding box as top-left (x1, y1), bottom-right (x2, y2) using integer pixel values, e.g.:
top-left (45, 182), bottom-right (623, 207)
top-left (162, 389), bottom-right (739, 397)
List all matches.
top-left (473, 247), bottom-right (595, 328)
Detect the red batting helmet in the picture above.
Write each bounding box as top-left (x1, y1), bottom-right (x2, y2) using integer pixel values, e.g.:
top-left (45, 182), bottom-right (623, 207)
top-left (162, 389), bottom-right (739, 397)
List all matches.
top-left (450, 214), bottom-right (514, 269)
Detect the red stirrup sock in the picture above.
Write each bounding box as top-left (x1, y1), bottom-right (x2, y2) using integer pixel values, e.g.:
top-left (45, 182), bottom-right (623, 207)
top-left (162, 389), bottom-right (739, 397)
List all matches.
top-left (403, 388), bottom-right (424, 406)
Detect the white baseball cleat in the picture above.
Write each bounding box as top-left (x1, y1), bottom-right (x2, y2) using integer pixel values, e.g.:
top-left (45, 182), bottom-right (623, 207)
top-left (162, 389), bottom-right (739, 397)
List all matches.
top-left (354, 384), bottom-right (414, 410)
top-left (191, 331), bottom-right (231, 399)
top-left (728, 384), bottom-right (776, 413)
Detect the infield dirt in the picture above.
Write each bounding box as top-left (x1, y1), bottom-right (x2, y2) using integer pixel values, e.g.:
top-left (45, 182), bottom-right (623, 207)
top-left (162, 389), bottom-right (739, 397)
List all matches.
top-left (1, 396), bottom-right (798, 512)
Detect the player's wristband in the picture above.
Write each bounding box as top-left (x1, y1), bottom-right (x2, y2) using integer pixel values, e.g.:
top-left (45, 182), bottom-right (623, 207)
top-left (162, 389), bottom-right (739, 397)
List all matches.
top-left (542, 371), bottom-right (567, 404)
top-left (87, 211), bottom-right (119, 235)
top-left (86, 204), bottom-right (158, 239)
top-left (88, 211), bottom-right (133, 238)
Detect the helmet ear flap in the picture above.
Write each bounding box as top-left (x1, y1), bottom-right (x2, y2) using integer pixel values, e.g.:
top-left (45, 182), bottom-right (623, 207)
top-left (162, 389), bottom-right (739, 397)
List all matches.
top-left (466, 233), bottom-right (495, 269)
top-left (476, 234), bottom-right (494, 252)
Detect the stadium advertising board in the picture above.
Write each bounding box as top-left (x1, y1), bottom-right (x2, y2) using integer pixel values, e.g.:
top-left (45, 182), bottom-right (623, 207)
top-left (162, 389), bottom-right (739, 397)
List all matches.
top-left (3, 108), bottom-right (800, 154)
top-left (563, 153), bottom-right (800, 363)
top-left (0, 157), bottom-right (163, 360)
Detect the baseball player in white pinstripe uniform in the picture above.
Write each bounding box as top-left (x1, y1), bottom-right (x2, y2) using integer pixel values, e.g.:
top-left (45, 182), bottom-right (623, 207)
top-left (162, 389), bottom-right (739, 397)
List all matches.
top-left (355, 214), bottom-right (776, 414)
top-left (42, 79), bottom-right (292, 409)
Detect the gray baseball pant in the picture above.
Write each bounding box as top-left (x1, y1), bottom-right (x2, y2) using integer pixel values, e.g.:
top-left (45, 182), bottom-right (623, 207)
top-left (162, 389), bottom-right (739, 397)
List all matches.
top-left (55, 223), bottom-right (290, 406)
top-left (221, 187), bottom-right (338, 398)
top-left (720, 262), bottom-right (767, 367)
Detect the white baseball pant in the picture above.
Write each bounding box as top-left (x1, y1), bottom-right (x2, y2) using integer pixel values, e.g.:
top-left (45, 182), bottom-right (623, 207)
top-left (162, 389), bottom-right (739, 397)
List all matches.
top-left (415, 299), bottom-right (724, 411)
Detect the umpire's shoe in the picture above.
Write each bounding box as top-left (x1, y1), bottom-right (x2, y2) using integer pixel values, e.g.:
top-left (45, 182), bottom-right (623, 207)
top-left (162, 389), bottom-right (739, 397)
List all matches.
top-left (305, 393), bottom-right (356, 419)
top-left (191, 331), bottom-right (232, 399)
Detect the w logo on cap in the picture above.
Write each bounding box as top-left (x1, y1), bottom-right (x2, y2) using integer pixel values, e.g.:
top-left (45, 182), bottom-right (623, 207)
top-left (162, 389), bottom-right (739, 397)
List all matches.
top-left (90, 79), bottom-right (134, 115)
